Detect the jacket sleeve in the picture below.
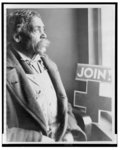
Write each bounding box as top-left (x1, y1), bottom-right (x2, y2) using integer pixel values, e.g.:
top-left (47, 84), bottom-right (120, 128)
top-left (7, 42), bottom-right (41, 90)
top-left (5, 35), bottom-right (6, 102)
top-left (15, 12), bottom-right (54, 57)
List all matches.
top-left (6, 88), bottom-right (43, 142)
top-left (7, 127), bottom-right (42, 142)
top-left (67, 103), bottom-right (87, 141)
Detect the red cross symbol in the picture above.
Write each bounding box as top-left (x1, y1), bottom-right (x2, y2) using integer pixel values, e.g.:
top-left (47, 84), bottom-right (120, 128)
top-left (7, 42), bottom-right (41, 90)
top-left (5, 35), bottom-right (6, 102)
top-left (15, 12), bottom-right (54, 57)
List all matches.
top-left (74, 81), bottom-right (112, 122)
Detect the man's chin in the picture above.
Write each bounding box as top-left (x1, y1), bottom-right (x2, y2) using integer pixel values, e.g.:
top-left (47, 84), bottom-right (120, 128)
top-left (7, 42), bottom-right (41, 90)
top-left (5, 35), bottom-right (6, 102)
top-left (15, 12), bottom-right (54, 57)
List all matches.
top-left (36, 39), bottom-right (50, 55)
top-left (37, 47), bottom-right (47, 55)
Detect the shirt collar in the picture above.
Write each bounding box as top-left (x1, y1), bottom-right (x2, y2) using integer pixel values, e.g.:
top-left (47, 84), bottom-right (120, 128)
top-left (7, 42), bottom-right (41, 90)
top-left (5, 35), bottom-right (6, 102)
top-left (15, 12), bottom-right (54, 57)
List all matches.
top-left (17, 51), bottom-right (41, 62)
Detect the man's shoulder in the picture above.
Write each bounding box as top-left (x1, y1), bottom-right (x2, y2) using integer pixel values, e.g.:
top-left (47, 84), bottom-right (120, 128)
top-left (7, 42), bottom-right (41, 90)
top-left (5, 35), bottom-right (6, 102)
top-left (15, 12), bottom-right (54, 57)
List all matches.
top-left (6, 43), bottom-right (17, 68)
top-left (7, 43), bottom-right (13, 57)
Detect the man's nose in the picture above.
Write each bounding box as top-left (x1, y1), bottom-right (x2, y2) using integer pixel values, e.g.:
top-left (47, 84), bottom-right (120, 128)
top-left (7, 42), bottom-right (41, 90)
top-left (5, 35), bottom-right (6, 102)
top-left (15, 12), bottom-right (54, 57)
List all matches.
top-left (40, 32), bottom-right (47, 39)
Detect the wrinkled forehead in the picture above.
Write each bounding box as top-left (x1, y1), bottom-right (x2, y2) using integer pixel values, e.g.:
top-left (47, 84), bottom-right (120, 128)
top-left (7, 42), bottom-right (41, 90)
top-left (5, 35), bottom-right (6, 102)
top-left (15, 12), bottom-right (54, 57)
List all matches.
top-left (29, 16), bottom-right (44, 28)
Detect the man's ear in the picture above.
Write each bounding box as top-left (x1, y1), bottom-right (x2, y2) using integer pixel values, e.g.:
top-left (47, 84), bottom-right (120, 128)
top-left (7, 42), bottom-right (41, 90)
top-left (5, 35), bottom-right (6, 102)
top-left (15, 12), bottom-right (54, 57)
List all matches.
top-left (13, 33), bottom-right (21, 43)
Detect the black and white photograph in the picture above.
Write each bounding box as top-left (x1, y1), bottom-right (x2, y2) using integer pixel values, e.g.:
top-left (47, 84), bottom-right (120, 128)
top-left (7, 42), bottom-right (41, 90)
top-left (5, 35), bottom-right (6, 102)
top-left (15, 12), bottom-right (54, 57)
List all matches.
top-left (1, 3), bottom-right (117, 146)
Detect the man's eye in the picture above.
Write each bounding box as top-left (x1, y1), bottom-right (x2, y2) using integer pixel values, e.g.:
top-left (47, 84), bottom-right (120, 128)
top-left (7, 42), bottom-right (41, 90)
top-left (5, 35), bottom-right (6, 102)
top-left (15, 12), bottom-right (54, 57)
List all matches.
top-left (33, 29), bottom-right (39, 33)
top-left (32, 27), bottom-right (45, 33)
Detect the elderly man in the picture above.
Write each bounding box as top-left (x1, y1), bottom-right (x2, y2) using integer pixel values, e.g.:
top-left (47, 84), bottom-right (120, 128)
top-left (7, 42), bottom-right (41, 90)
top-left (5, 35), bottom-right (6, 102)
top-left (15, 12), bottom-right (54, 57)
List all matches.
top-left (6, 9), bottom-right (86, 142)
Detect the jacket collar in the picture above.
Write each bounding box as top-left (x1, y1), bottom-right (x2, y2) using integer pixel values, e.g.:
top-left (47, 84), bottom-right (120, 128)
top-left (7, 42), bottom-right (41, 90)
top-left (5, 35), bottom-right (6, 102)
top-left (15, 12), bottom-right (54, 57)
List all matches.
top-left (7, 44), bottom-right (42, 68)
top-left (7, 44), bottom-right (21, 68)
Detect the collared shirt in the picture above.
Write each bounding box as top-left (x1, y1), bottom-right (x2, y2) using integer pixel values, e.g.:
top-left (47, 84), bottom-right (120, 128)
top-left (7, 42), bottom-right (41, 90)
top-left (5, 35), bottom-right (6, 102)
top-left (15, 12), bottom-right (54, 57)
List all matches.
top-left (17, 51), bottom-right (58, 135)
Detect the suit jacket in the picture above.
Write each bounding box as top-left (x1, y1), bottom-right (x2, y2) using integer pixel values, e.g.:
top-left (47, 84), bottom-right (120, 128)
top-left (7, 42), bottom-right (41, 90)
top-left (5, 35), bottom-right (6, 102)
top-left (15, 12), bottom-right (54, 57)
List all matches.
top-left (6, 44), bottom-right (85, 142)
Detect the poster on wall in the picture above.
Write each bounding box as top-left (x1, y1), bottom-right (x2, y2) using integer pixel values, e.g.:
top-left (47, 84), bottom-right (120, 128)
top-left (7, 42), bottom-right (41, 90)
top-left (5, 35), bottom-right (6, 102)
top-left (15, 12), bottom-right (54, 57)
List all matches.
top-left (1, 2), bottom-right (117, 147)
top-left (74, 64), bottom-right (113, 140)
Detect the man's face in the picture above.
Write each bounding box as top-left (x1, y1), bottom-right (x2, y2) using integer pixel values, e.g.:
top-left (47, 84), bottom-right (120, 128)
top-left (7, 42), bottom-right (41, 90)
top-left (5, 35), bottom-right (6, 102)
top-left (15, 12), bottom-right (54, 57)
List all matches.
top-left (20, 16), bottom-right (50, 55)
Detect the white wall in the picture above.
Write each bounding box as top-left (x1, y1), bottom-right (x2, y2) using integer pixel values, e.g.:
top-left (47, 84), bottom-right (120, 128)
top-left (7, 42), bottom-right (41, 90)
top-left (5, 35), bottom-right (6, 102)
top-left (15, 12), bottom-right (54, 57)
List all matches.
top-left (101, 6), bottom-right (115, 67)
